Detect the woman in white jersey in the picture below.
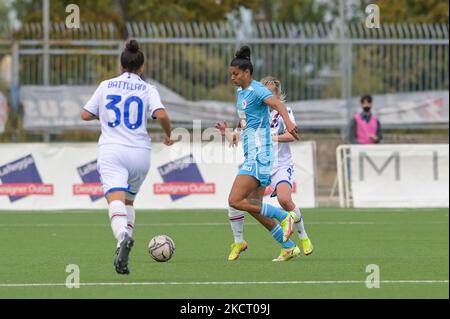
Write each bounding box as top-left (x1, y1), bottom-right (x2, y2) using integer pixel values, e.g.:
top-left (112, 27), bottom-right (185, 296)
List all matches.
top-left (81, 39), bottom-right (174, 275)
top-left (261, 76), bottom-right (313, 257)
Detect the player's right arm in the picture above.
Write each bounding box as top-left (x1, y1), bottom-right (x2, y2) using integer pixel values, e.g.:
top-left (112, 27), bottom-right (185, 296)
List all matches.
top-left (81, 110), bottom-right (98, 121)
top-left (215, 121), bottom-right (241, 147)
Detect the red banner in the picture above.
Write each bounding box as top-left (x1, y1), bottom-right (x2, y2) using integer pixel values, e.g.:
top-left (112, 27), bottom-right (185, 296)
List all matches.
top-left (154, 182), bottom-right (216, 195)
top-left (0, 183), bottom-right (54, 196)
top-left (72, 183), bottom-right (103, 196)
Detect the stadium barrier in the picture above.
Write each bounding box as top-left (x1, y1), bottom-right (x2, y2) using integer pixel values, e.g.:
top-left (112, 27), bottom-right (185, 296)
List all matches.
top-left (19, 85), bottom-right (449, 130)
top-left (0, 141), bottom-right (317, 210)
top-left (336, 144), bottom-right (449, 208)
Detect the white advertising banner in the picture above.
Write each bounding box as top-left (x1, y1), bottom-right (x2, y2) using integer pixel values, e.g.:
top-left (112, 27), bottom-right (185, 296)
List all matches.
top-left (0, 141), bottom-right (317, 210)
top-left (349, 144), bottom-right (449, 207)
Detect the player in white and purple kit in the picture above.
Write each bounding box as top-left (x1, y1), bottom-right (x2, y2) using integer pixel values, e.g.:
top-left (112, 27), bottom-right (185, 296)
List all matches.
top-left (261, 76), bottom-right (314, 257)
top-left (80, 39), bottom-right (174, 274)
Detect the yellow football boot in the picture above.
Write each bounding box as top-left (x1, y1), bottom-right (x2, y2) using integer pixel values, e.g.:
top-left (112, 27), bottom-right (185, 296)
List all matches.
top-left (227, 241), bottom-right (248, 261)
top-left (280, 211), bottom-right (298, 242)
top-left (272, 245), bottom-right (301, 262)
top-left (300, 237), bottom-right (314, 256)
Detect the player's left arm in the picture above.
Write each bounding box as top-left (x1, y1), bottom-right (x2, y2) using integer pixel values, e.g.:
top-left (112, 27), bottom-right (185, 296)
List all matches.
top-left (273, 107), bottom-right (297, 143)
top-left (153, 109), bottom-right (175, 146)
top-left (272, 132), bottom-right (296, 143)
top-left (148, 86), bottom-right (175, 146)
top-left (264, 96), bottom-right (299, 140)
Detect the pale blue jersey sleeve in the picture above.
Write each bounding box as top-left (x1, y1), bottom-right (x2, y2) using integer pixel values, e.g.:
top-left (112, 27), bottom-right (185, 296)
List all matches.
top-left (255, 85), bottom-right (273, 105)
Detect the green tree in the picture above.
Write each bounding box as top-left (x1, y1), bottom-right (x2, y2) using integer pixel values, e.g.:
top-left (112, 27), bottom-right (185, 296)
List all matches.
top-left (375, 0), bottom-right (449, 23)
top-left (255, 0), bottom-right (332, 23)
top-left (0, 1), bottom-right (9, 24)
top-left (12, 0), bottom-right (257, 37)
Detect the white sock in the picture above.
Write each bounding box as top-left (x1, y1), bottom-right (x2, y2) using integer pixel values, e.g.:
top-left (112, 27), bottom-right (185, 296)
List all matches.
top-left (293, 207), bottom-right (308, 239)
top-left (108, 200), bottom-right (128, 247)
top-left (228, 206), bottom-right (245, 243)
top-left (126, 205), bottom-right (135, 237)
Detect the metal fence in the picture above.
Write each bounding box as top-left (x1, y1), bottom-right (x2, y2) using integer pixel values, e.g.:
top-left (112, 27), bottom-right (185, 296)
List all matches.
top-left (1, 21), bottom-right (449, 107)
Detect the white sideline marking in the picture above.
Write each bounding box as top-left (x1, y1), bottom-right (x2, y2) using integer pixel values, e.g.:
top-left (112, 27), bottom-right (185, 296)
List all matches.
top-left (0, 221), bottom-right (448, 227)
top-left (0, 280), bottom-right (447, 288)
top-left (0, 221), bottom-right (375, 227)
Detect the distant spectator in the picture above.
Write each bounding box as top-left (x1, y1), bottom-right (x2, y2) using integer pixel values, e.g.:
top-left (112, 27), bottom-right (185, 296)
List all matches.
top-left (347, 94), bottom-right (382, 144)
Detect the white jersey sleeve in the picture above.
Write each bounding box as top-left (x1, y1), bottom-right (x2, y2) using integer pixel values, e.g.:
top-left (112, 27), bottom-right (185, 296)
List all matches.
top-left (83, 83), bottom-right (104, 116)
top-left (147, 86), bottom-right (165, 119)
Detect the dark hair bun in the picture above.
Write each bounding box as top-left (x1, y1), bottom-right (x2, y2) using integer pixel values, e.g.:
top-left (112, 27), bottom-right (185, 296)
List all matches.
top-left (126, 39), bottom-right (139, 53)
top-left (235, 46), bottom-right (251, 60)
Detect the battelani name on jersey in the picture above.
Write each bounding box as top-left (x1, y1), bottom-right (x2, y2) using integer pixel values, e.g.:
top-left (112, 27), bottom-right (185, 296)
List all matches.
top-left (106, 80), bottom-right (147, 91)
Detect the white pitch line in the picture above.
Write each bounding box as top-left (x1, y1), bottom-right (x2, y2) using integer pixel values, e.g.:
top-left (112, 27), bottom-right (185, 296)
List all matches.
top-left (0, 220), bottom-right (448, 227)
top-left (0, 280), bottom-right (448, 288)
top-left (0, 221), bottom-right (376, 227)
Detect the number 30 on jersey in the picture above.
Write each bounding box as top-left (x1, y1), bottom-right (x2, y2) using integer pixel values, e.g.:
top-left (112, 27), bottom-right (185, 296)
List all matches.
top-left (105, 94), bottom-right (143, 130)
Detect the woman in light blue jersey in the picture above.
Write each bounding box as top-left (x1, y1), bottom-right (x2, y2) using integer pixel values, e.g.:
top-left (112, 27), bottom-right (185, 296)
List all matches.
top-left (216, 46), bottom-right (301, 261)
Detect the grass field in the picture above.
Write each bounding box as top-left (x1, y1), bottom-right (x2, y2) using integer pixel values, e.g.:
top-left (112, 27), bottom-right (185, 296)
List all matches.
top-left (0, 208), bottom-right (448, 298)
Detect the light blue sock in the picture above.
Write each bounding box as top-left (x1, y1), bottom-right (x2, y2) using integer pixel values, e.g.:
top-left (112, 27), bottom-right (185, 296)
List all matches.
top-left (261, 203), bottom-right (288, 222)
top-left (282, 240), bottom-right (295, 249)
top-left (271, 224), bottom-right (295, 248)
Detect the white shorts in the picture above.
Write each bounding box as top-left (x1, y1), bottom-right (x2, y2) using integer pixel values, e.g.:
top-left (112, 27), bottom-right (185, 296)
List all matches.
top-left (97, 144), bottom-right (151, 200)
top-left (269, 165), bottom-right (294, 198)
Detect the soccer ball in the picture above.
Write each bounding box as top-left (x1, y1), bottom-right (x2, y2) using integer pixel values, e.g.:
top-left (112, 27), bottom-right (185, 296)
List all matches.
top-left (148, 235), bottom-right (175, 262)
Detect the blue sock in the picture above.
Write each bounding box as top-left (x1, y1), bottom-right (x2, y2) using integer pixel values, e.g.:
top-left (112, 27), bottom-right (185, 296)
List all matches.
top-left (261, 203), bottom-right (288, 222)
top-left (282, 240), bottom-right (295, 249)
top-left (271, 224), bottom-right (294, 248)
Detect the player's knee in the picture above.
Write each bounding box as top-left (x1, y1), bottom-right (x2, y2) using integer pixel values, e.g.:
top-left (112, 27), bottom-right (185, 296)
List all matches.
top-left (125, 199), bottom-right (134, 206)
top-left (278, 195), bottom-right (294, 211)
top-left (228, 195), bottom-right (240, 210)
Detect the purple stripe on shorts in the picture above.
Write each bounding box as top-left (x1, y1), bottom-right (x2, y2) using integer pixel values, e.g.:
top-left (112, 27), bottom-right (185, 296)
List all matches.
top-left (229, 215), bottom-right (245, 221)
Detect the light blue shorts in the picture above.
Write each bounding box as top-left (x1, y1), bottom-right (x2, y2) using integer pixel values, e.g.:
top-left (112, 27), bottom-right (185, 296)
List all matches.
top-left (238, 159), bottom-right (272, 188)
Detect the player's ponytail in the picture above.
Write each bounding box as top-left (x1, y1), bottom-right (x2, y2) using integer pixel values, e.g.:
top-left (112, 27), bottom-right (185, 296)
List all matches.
top-left (230, 45), bottom-right (253, 75)
top-left (121, 39), bottom-right (144, 73)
